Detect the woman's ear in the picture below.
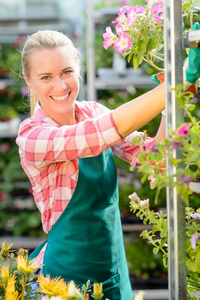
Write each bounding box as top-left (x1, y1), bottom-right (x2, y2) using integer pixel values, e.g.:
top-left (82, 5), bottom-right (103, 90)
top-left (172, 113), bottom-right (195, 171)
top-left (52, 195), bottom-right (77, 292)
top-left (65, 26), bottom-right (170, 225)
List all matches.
top-left (24, 75), bottom-right (32, 89)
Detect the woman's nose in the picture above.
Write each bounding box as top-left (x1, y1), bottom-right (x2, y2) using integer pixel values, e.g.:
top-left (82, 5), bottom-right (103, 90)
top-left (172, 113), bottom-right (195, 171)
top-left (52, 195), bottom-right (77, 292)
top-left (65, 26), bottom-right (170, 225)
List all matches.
top-left (54, 77), bottom-right (67, 90)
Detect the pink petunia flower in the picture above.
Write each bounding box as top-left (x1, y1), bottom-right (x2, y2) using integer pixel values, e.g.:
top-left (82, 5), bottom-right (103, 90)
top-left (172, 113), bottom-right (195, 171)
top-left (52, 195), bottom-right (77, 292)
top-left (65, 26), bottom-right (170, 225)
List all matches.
top-left (103, 27), bottom-right (116, 49)
top-left (127, 7), bottom-right (137, 26)
top-left (177, 123), bottom-right (191, 136)
top-left (148, 175), bottom-right (156, 189)
top-left (115, 23), bottom-right (125, 35)
top-left (112, 10), bottom-right (128, 24)
top-left (113, 33), bottom-right (132, 54)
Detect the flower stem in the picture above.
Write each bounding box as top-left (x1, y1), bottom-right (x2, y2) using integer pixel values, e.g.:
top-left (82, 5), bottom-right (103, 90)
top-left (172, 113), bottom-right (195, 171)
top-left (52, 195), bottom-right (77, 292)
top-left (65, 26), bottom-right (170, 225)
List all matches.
top-left (144, 56), bottom-right (164, 72)
top-left (149, 52), bottom-right (165, 62)
top-left (21, 277), bottom-right (27, 300)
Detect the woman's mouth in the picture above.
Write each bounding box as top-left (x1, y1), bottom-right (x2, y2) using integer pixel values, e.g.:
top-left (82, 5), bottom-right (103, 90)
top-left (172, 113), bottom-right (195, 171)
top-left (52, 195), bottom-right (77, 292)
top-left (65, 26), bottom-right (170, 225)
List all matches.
top-left (50, 92), bottom-right (71, 102)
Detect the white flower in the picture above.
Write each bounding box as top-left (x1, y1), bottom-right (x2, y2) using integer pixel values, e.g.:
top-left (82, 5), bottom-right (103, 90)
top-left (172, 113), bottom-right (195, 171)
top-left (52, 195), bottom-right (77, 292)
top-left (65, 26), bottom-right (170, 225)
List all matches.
top-left (140, 199), bottom-right (149, 209)
top-left (128, 192), bottom-right (140, 202)
top-left (190, 233), bottom-right (200, 250)
top-left (68, 280), bottom-right (81, 297)
top-left (134, 290), bottom-right (145, 300)
top-left (191, 212), bottom-right (200, 220)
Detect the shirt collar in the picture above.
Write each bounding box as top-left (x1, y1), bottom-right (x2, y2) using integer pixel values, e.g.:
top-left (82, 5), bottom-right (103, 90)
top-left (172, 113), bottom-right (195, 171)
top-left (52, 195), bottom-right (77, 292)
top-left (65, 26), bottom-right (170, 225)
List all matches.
top-left (32, 100), bottom-right (87, 126)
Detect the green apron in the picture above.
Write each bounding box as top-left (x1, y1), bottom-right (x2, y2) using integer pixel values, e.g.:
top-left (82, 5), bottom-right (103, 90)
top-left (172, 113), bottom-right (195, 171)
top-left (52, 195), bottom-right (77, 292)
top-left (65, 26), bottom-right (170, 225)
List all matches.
top-left (30, 149), bottom-right (132, 300)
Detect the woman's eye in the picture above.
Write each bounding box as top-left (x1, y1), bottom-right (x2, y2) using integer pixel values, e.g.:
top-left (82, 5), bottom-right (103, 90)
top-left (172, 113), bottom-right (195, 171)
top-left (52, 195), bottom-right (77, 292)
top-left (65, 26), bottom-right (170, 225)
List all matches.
top-left (63, 70), bottom-right (72, 75)
top-left (41, 76), bottom-right (50, 80)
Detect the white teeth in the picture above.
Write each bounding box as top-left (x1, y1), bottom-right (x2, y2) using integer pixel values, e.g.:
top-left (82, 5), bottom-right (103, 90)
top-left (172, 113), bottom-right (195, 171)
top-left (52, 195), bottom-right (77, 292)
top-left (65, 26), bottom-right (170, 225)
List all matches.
top-left (51, 93), bottom-right (69, 101)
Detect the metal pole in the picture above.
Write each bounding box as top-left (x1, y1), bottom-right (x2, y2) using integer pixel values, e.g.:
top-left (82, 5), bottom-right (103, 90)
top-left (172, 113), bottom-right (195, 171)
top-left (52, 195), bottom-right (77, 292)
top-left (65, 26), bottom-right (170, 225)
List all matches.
top-left (164, 1), bottom-right (187, 299)
top-left (86, 0), bottom-right (96, 101)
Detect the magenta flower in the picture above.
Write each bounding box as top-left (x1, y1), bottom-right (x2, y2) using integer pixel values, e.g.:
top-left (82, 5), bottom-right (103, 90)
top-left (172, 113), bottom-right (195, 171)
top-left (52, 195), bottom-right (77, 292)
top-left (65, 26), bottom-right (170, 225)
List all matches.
top-left (150, 2), bottom-right (164, 25)
top-left (177, 123), bottom-right (191, 136)
top-left (190, 233), bottom-right (200, 250)
top-left (0, 192), bottom-right (5, 201)
top-left (179, 173), bottom-right (193, 189)
top-left (103, 27), bottom-right (116, 49)
top-left (1, 143), bottom-right (10, 153)
top-left (113, 33), bottom-right (132, 54)
top-left (142, 139), bottom-right (158, 152)
top-left (169, 138), bottom-right (183, 150)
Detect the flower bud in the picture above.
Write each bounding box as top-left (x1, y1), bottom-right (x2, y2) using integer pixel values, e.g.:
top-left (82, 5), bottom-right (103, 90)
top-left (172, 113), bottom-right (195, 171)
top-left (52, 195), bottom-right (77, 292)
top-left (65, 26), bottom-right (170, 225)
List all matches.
top-left (93, 282), bottom-right (103, 297)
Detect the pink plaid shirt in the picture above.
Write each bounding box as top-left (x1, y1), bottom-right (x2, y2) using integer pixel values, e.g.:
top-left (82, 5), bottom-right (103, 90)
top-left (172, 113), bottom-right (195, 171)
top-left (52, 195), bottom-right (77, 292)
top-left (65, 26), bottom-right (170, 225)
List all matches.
top-left (16, 100), bottom-right (152, 234)
top-left (16, 100), bottom-right (152, 264)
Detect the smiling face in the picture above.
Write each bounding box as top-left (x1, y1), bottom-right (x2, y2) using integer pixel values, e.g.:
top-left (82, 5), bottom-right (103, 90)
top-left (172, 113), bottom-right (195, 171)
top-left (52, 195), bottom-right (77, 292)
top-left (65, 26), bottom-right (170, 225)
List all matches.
top-left (24, 46), bottom-right (80, 125)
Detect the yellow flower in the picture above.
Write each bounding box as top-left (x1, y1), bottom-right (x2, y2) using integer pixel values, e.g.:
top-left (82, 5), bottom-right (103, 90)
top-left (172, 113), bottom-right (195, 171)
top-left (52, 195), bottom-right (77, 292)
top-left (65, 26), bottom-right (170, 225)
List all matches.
top-left (5, 275), bottom-right (20, 300)
top-left (16, 255), bottom-right (41, 276)
top-left (1, 266), bottom-right (9, 285)
top-left (196, 208), bottom-right (200, 214)
top-left (37, 274), bottom-right (69, 298)
top-left (93, 283), bottom-right (103, 297)
top-left (1, 241), bottom-right (13, 258)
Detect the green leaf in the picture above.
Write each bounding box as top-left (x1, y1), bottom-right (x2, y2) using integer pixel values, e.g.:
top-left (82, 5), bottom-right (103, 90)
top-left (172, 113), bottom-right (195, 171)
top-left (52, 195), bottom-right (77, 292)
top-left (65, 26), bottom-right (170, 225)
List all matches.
top-left (133, 55), bottom-right (139, 71)
top-left (153, 247), bottom-right (159, 255)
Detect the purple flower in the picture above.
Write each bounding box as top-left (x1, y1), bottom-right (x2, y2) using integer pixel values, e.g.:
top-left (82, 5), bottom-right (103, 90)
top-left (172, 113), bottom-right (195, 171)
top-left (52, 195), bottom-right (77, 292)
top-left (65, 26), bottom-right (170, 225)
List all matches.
top-left (169, 138), bottom-right (183, 150)
top-left (190, 233), bottom-right (200, 250)
top-left (133, 179), bottom-right (142, 189)
top-left (20, 86), bottom-right (29, 96)
top-left (179, 173), bottom-right (193, 189)
top-left (177, 123), bottom-right (190, 136)
top-left (191, 212), bottom-right (200, 220)
top-left (195, 110), bottom-right (200, 117)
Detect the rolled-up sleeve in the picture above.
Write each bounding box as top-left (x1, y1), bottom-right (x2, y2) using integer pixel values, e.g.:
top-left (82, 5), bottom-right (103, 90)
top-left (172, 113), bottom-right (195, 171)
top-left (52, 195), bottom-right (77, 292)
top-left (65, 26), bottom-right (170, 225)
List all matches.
top-left (16, 111), bottom-right (124, 168)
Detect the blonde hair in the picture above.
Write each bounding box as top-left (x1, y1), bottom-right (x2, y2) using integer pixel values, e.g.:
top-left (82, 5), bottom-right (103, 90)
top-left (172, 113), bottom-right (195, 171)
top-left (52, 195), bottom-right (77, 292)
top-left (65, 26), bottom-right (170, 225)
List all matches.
top-left (21, 30), bottom-right (81, 116)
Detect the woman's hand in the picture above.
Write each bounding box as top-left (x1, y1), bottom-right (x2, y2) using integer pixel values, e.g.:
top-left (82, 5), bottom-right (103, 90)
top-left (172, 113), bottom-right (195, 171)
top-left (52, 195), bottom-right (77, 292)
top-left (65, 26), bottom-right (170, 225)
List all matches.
top-left (185, 22), bottom-right (200, 85)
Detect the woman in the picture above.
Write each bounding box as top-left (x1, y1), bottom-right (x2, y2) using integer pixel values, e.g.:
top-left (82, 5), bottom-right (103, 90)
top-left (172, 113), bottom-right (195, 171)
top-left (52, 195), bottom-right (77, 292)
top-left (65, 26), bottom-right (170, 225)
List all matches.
top-left (16, 29), bottom-right (199, 299)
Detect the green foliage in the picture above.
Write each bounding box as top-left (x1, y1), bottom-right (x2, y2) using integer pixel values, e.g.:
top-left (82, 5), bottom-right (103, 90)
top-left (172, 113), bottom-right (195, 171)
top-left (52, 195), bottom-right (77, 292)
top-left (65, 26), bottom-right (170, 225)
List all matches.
top-left (129, 194), bottom-right (200, 296)
top-left (125, 237), bottom-right (167, 279)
